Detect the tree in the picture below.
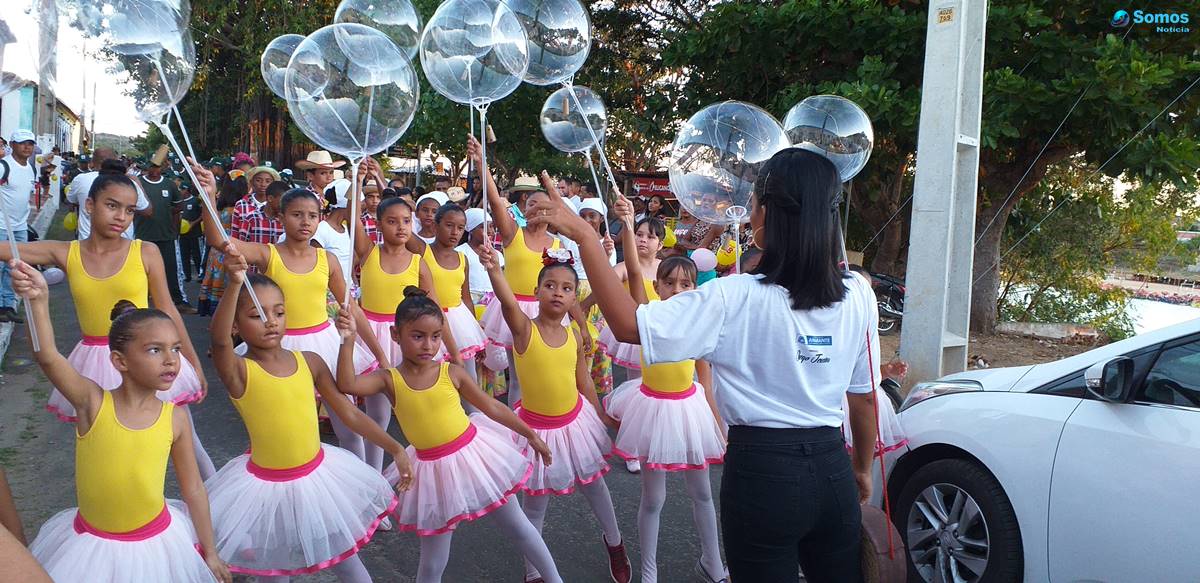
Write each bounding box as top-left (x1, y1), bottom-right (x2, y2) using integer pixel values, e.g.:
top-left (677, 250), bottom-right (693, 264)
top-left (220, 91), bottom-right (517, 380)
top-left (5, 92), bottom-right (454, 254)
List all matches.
top-left (659, 0), bottom-right (1200, 333)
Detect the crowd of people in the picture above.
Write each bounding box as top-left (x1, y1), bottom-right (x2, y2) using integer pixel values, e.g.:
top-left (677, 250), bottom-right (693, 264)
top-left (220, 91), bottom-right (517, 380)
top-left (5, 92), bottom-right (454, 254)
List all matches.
top-left (0, 129), bottom-right (907, 583)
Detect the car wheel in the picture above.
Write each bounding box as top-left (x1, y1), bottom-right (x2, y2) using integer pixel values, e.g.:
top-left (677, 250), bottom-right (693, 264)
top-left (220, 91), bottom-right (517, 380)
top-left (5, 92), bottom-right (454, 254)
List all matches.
top-left (893, 459), bottom-right (1022, 583)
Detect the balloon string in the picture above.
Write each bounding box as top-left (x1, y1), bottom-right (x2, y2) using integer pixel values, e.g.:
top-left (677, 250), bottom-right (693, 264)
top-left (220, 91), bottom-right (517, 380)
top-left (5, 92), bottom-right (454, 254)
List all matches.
top-left (584, 150), bottom-right (607, 236)
top-left (563, 83), bottom-right (621, 203)
top-left (172, 104), bottom-right (199, 162)
top-left (0, 203), bottom-right (39, 352)
top-left (344, 158), bottom-right (361, 311)
top-left (733, 224), bottom-right (741, 275)
top-left (157, 121), bottom-right (271, 325)
top-left (320, 99), bottom-right (365, 154)
top-left (362, 87), bottom-right (376, 159)
top-left (476, 104), bottom-right (491, 241)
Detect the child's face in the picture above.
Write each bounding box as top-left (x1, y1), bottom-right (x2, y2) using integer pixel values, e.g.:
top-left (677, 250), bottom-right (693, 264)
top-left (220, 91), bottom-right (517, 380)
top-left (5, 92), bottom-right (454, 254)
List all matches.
top-left (234, 285), bottom-right (286, 348)
top-left (634, 222), bottom-right (662, 257)
top-left (391, 315), bottom-right (444, 362)
top-left (436, 211), bottom-right (466, 248)
top-left (364, 191), bottom-right (381, 214)
top-left (536, 266), bottom-right (577, 318)
top-left (87, 185), bottom-right (139, 238)
top-left (379, 204), bottom-right (413, 245)
top-left (654, 266), bottom-right (696, 300)
top-left (581, 209), bottom-right (604, 233)
top-left (417, 200), bottom-right (439, 229)
top-left (110, 319), bottom-right (182, 392)
top-left (282, 197), bottom-right (321, 241)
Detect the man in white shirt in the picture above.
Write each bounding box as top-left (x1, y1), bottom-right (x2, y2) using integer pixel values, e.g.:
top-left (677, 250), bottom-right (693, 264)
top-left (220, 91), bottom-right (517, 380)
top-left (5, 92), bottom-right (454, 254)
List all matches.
top-left (66, 148), bottom-right (151, 240)
top-left (456, 208), bottom-right (504, 303)
top-left (0, 130), bottom-right (38, 322)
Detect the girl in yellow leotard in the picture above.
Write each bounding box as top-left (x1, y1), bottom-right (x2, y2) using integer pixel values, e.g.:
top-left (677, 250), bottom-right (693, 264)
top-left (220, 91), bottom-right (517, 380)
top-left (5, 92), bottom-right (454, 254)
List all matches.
top-left (10, 260), bottom-right (230, 583)
top-left (203, 256), bottom-right (409, 581)
top-left (603, 197), bottom-right (727, 583)
top-left (335, 287), bottom-right (561, 583)
top-left (479, 243), bottom-right (633, 583)
top-left (596, 217), bottom-right (666, 372)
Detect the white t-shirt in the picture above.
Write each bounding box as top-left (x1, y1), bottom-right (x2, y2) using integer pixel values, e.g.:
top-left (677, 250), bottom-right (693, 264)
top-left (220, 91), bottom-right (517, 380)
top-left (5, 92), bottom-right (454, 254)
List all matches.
top-left (636, 272), bottom-right (880, 429)
top-left (67, 171), bottom-right (150, 239)
top-left (456, 242), bottom-right (504, 295)
top-left (311, 220), bottom-right (353, 279)
top-left (0, 157), bottom-right (35, 232)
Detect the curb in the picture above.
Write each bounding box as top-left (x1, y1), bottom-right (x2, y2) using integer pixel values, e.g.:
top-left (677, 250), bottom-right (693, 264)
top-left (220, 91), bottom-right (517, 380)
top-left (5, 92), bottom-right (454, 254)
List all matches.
top-left (0, 196), bottom-right (61, 369)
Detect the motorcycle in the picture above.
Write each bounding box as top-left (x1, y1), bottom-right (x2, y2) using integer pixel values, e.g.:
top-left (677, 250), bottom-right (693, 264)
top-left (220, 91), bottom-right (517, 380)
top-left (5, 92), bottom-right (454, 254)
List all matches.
top-left (870, 272), bottom-right (905, 336)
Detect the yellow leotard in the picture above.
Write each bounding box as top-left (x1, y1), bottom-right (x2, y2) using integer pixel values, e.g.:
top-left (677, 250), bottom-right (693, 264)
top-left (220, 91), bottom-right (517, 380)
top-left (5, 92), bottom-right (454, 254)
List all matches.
top-left (66, 240), bottom-right (148, 338)
top-left (360, 247), bottom-right (421, 316)
top-left (389, 364), bottom-right (471, 450)
top-left (505, 229), bottom-right (560, 297)
top-left (513, 323), bottom-right (578, 416)
top-left (640, 354), bottom-right (696, 393)
top-left (265, 244), bottom-right (328, 330)
top-left (625, 277), bottom-right (660, 302)
top-left (76, 391), bottom-right (172, 533)
top-left (232, 351), bottom-right (322, 469)
top-left (422, 246), bottom-right (465, 310)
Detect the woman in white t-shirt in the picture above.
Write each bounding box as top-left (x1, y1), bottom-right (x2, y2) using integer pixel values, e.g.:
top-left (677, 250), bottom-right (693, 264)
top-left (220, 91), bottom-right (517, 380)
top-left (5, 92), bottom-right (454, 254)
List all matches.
top-left (527, 148), bottom-right (880, 582)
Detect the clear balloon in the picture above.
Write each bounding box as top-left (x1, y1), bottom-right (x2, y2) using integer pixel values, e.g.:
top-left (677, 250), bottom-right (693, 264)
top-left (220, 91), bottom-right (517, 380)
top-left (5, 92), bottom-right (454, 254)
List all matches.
top-left (114, 28), bottom-right (196, 123)
top-left (74, 0), bottom-right (188, 57)
top-left (504, 0), bottom-right (591, 86)
top-left (285, 23), bottom-right (420, 158)
top-left (539, 85), bottom-right (605, 153)
top-left (419, 0), bottom-right (529, 106)
top-left (783, 95), bottom-right (874, 182)
top-left (668, 101), bottom-right (790, 226)
top-left (260, 34), bottom-right (304, 99)
top-left (334, 0), bottom-right (423, 61)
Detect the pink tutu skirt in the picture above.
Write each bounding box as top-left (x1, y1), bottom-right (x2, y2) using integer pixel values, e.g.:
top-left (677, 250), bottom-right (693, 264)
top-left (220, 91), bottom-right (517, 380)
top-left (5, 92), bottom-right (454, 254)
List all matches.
top-left (205, 444), bottom-right (397, 576)
top-left (383, 414), bottom-right (532, 536)
top-left (597, 327), bottom-right (641, 370)
top-left (843, 385), bottom-right (907, 454)
top-left (514, 396), bottom-right (613, 496)
top-left (606, 380), bottom-right (726, 471)
top-left (31, 500), bottom-right (215, 582)
top-left (480, 296), bottom-right (568, 348)
top-left (435, 304), bottom-right (488, 362)
top-left (47, 338), bottom-right (205, 422)
top-left (361, 310), bottom-right (401, 368)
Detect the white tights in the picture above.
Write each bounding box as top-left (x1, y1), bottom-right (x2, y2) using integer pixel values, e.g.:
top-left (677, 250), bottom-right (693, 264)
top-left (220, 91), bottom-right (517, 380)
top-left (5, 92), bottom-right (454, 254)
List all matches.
top-left (360, 393), bottom-right (393, 472)
top-left (416, 498), bottom-right (562, 583)
top-left (183, 406), bottom-right (215, 480)
top-left (522, 478), bottom-right (622, 579)
top-left (255, 553), bottom-right (372, 583)
top-left (505, 349), bottom-right (521, 409)
top-left (637, 468), bottom-right (724, 582)
top-left (326, 400), bottom-right (366, 461)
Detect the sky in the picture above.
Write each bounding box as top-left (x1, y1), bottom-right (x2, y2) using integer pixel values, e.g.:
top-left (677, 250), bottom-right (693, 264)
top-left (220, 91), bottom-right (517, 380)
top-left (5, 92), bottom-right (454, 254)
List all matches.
top-left (4, 7), bottom-right (146, 137)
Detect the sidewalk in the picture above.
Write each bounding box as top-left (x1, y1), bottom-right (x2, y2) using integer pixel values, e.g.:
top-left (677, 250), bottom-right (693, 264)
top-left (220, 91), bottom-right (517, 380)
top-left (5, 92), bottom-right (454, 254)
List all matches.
top-left (0, 195), bottom-right (60, 369)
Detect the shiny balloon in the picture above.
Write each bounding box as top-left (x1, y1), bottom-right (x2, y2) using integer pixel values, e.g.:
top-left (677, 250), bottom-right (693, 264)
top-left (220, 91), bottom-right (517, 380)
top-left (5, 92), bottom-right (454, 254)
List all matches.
top-left (419, 0), bottom-right (529, 106)
top-left (74, 0), bottom-right (188, 57)
top-left (691, 248), bottom-right (718, 272)
top-left (285, 23), bottom-right (420, 159)
top-left (668, 101), bottom-right (790, 226)
top-left (260, 34), bottom-right (304, 99)
top-left (334, 0), bottom-right (423, 61)
top-left (504, 0), bottom-right (591, 86)
top-left (117, 28), bottom-right (196, 123)
top-left (783, 95), bottom-right (874, 182)
top-left (539, 85), bottom-right (605, 153)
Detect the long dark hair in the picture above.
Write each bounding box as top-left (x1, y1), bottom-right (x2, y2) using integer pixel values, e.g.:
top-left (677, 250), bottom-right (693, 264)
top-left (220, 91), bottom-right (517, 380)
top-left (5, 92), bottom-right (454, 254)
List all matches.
top-left (217, 175), bottom-right (247, 211)
top-left (751, 148), bottom-right (848, 310)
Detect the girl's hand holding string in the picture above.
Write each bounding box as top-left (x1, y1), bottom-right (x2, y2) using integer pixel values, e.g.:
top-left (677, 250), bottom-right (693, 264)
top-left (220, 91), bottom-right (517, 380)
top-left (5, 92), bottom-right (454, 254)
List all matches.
top-left (477, 242), bottom-right (501, 273)
top-left (9, 259), bottom-right (46, 302)
top-left (613, 195), bottom-right (635, 228)
top-left (335, 303), bottom-right (357, 341)
top-left (602, 234), bottom-right (615, 256)
top-left (526, 190), bottom-right (592, 242)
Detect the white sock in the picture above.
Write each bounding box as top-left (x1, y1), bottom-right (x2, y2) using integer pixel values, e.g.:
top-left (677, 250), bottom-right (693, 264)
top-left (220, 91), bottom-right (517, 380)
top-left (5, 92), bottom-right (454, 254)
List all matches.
top-left (330, 553), bottom-right (373, 582)
top-left (637, 469), bottom-right (668, 582)
top-left (361, 393), bottom-right (393, 472)
top-left (491, 498), bottom-right (563, 583)
top-left (327, 401), bottom-right (366, 460)
top-left (684, 469), bottom-right (725, 579)
top-left (416, 533), bottom-right (453, 583)
top-left (521, 493), bottom-right (551, 579)
top-left (579, 477), bottom-right (622, 546)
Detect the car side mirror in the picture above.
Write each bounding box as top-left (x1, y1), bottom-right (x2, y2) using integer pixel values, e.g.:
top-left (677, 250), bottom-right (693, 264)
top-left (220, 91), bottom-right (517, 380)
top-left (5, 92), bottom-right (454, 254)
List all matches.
top-left (1085, 356), bottom-right (1134, 403)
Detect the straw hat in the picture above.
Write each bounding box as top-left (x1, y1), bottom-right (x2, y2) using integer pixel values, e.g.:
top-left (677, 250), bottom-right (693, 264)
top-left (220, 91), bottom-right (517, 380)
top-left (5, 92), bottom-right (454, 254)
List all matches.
top-left (247, 166), bottom-right (281, 182)
top-left (295, 150), bottom-right (347, 170)
top-left (446, 186), bottom-right (468, 202)
top-left (508, 175), bottom-right (542, 192)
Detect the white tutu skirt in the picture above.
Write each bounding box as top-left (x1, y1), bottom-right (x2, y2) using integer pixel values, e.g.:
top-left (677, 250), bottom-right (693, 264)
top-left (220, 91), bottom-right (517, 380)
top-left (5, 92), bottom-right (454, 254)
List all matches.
top-left (843, 386), bottom-right (907, 454)
top-left (205, 444), bottom-right (398, 576)
top-left (597, 327), bottom-right (641, 370)
top-left (30, 500), bottom-right (216, 583)
top-left (480, 297), bottom-right (567, 348)
top-left (605, 379), bottom-right (726, 471)
top-left (382, 414), bottom-right (531, 536)
top-left (236, 321), bottom-right (378, 400)
top-left (361, 314), bottom-right (400, 369)
top-left (47, 340), bottom-right (204, 422)
top-left (514, 396), bottom-right (613, 496)
top-left (435, 304), bottom-right (488, 362)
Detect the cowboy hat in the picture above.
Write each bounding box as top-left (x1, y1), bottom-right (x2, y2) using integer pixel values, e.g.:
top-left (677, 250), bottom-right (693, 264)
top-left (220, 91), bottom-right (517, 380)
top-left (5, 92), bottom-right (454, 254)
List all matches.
top-left (508, 175), bottom-right (542, 192)
top-left (247, 166), bottom-right (281, 182)
top-left (295, 150), bottom-right (347, 170)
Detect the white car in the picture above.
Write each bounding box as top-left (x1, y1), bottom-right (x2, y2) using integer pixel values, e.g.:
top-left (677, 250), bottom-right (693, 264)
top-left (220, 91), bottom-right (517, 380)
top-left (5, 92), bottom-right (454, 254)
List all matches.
top-left (887, 317), bottom-right (1200, 582)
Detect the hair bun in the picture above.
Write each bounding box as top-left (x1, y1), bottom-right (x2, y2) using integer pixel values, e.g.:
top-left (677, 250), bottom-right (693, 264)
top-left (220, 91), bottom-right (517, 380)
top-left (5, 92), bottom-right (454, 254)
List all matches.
top-left (110, 299), bottom-right (139, 322)
top-left (402, 286), bottom-right (428, 299)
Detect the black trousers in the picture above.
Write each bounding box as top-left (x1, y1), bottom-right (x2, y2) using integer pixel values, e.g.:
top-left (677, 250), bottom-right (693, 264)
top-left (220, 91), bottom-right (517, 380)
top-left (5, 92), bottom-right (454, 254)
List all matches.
top-left (150, 239), bottom-right (184, 305)
top-left (721, 425), bottom-right (863, 583)
top-left (179, 236), bottom-right (203, 280)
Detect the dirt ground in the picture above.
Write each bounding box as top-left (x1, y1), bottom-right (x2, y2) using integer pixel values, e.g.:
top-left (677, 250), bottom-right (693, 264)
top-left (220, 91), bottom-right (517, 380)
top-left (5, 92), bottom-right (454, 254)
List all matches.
top-left (878, 331), bottom-right (1100, 372)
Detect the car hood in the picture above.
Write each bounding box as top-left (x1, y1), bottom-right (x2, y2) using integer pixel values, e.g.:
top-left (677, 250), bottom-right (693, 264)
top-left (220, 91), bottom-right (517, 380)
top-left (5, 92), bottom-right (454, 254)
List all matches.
top-left (939, 365), bottom-right (1035, 392)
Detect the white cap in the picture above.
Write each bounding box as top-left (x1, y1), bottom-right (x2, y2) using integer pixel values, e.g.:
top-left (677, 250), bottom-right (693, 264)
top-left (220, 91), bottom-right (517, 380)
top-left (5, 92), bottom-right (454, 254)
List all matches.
top-left (562, 197), bottom-right (580, 213)
top-left (578, 198), bottom-right (607, 217)
top-left (416, 191), bottom-right (450, 208)
top-left (9, 129), bottom-right (35, 143)
top-left (465, 208), bottom-right (486, 232)
top-left (325, 179), bottom-right (352, 209)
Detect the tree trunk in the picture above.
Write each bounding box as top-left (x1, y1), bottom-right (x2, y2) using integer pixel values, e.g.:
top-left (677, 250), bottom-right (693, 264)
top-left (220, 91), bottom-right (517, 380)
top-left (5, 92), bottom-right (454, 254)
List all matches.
top-left (970, 201), bottom-right (1015, 334)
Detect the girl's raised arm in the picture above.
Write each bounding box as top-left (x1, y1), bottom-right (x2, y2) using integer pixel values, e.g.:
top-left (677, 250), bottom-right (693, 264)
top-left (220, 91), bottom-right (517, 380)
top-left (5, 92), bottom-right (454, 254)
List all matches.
top-left (209, 247), bottom-right (250, 399)
top-left (468, 134), bottom-right (515, 245)
top-left (334, 306), bottom-right (391, 398)
top-left (0, 240), bottom-right (69, 269)
top-left (189, 158), bottom-right (271, 268)
top-left (169, 408), bottom-right (231, 583)
top-left (478, 241), bottom-right (530, 347)
top-left (615, 196), bottom-right (650, 307)
top-left (11, 260), bottom-right (104, 427)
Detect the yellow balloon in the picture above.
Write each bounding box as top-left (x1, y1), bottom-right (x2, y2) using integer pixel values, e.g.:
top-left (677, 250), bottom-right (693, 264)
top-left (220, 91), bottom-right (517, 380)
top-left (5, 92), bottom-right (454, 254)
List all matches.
top-left (63, 211), bottom-right (78, 232)
top-left (663, 228), bottom-right (677, 248)
top-left (180, 219), bottom-right (192, 235)
top-left (716, 239), bottom-right (738, 268)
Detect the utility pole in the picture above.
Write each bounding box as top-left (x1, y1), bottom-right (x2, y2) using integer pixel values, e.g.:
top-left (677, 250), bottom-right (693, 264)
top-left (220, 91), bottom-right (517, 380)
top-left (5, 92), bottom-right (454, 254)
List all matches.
top-left (899, 0), bottom-right (987, 386)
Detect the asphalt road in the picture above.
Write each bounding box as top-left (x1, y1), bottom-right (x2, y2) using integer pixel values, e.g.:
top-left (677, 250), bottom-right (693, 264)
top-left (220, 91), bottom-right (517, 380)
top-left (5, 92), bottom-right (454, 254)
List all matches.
top-left (0, 242), bottom-right (726, 582)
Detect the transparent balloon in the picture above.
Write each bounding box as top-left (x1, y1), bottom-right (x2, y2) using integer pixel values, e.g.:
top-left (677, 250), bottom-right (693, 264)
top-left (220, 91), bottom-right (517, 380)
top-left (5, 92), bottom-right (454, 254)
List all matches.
top-left (668, 101), bottom-right (790, 226)
top-left (260, 34), bottom-right (304, 99)
top-left (419, 0), bottom-right (529, 106)
top-left (783, 95), bottom-right (874, 182)
top-left (285, 23), bottom-right (420, 158)
top-left (0, 4), bottom-right (61, 98)
top-left (335, 0), bottom-right (423, 61)
top-left (540, 85), bottom-right (605, 153)
top-left (74, 0), bottom-right (188, 57)
top-left (505, 0), bottom-right (591, 86)
top-left (111, 28), bottom-right (195, 123)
